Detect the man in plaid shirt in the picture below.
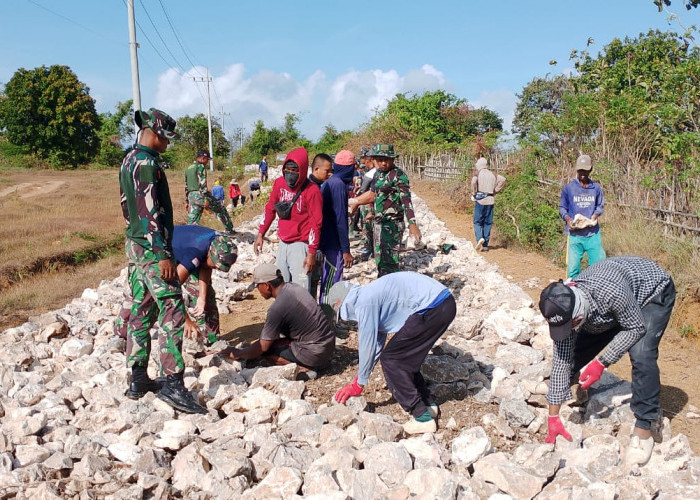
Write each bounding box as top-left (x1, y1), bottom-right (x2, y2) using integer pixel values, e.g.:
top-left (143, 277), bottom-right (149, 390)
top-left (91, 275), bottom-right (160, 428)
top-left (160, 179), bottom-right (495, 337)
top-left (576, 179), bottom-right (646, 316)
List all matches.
top-left (539, 256), bottom-right (675, 466)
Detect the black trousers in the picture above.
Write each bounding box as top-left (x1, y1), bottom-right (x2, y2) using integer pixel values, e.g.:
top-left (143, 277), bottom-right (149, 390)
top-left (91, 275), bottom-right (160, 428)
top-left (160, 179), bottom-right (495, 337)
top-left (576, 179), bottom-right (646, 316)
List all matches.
top-left (572, 280), bottom-right (676, 429)
top-left (380, 295), bottom-right (457, 418)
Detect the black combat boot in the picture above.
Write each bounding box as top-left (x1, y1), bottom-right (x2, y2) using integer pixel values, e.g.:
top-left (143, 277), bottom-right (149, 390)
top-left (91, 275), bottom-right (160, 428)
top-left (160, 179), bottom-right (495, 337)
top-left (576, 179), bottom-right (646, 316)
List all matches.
top-left (157, 372), bottom-right (207, 414)
top-left (125, 365), bottom-right (163, 400)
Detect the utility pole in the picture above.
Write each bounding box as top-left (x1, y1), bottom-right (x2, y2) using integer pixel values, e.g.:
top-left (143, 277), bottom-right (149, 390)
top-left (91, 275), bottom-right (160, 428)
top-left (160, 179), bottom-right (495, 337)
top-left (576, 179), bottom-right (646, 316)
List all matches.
top-left (220, 107), bottom-right (231, 159)
top-left (193, 68), bottom-right (214, 171)
top-left (127, 0), bottom-right (141, 134)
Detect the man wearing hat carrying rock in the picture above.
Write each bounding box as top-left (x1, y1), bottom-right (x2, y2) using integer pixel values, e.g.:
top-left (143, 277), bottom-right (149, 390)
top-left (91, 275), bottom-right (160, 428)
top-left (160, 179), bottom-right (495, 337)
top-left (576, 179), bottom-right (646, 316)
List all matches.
top-left (559, 154), bottom-right (605, 278)
top-left (327, 273), bottom-right (456, 434)
top-left (120, 108), bottom-right (206, 414)
top-left (185, 149), bottom-right (235, 233)
top-left (220, 263), bottom-right (335, 378)
top-left (318, 149), bottom-right (356, 304)
top-left (348, 143), bottom-right (421, 276)
top-left (539, 256), bottom-right (676, 466)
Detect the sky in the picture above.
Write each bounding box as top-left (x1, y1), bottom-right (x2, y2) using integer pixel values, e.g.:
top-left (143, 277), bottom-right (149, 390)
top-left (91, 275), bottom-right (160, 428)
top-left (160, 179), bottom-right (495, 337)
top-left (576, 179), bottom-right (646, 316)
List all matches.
top-left (1, 1), bottom-right (697, 142)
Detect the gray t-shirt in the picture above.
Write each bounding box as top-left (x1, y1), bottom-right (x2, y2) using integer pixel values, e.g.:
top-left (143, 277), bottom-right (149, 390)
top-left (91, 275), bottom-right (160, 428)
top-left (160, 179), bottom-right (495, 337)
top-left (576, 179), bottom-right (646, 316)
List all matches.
top-left (260, 283), bottom-right (335, 368)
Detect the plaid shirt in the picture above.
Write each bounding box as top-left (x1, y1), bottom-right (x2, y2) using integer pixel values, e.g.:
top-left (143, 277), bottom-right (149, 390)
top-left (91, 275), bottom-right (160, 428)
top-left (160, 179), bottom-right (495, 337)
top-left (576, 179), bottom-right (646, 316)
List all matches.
top-left (547, 256), bottom-right (671, 405)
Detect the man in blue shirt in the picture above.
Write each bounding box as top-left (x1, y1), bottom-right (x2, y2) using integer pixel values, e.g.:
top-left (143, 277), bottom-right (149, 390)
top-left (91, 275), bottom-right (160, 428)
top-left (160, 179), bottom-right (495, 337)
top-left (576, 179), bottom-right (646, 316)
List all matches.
top-left (318, 150), bottom-right (355, 304)
top-left (211, 180), bottom-right (224, 203)
top-left (560, 154), bottom-right (606, 278)
top-left (259, 155), bottom-right (269, 183)
top-left (326, 273), bottom-right (456, 434)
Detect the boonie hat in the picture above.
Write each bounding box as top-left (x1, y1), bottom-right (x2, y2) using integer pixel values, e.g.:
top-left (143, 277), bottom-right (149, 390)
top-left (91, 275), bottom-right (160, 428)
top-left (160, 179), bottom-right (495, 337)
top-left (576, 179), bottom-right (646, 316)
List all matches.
top-left (368, 143), bottom-right (398, 158)
top-left (197, 149), bottom-right (213, 159)
top-left (134, 108), bottom-right (180, 140)
top-left (576, 154), bottom-right (592, 171)
top-left (539, 281), bottom-right (576, 341)
top-left (253, 263), bottom-right (281, 285)
top-left (325, 281), bottom-right (357, 321)
top-left (208, 234), bottom-right (238, 272)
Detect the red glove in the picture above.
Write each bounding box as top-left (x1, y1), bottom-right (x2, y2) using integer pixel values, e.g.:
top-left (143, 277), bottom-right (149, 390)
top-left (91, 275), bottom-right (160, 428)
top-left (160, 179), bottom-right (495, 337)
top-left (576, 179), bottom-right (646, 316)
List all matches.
top-left (545, 415), bottom-right (572, 444)
top-left (334, 376), bottom-right (363, 404)
top-left (579, 359), bottom-right (605, 390)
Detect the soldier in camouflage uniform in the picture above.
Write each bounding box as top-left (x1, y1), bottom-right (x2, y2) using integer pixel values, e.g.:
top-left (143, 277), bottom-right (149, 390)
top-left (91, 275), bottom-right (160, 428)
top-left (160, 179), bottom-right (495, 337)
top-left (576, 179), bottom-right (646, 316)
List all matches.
top-left (116, 225), bottom-right (238, 347)
top-left (349, 143), bottom-right (422, 276)
top-left (120, 108), bottom-right (206, 414)
top-left (185, 149), bottom-right (234, 233)
top-left (356, 147), bottom-right (376, 262)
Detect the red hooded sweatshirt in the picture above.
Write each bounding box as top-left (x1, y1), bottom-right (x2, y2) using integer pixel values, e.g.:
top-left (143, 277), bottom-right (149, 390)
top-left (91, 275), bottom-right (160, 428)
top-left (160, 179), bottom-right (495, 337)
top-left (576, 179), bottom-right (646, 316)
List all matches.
top-left (258, 147), bottom-right (323, 253)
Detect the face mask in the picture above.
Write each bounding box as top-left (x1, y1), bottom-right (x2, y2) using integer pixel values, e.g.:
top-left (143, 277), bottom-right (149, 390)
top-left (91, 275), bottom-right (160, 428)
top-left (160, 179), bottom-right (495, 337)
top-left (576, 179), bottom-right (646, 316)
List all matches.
top-left (284, 171), bottom-right (299, 189)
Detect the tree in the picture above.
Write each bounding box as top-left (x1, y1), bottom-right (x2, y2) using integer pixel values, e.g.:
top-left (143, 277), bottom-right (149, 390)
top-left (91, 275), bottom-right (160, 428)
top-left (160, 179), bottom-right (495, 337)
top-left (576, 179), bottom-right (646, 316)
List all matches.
top-left (654, 0), bottom-right (700, 11)
top-left (176, 113), bottom-right (229, 158)
top-left (0, 65), bottom-right (100, 167)
top-left (97, 100), bottom-right (133, 167)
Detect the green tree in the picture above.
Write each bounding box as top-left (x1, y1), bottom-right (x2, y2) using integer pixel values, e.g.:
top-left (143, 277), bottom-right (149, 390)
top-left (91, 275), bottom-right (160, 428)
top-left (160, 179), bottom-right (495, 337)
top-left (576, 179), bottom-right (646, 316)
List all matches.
top-left (96, 100), bottom-right (133, 167)
top-left (0, 65), bottom-right (100, 167)
top-left (176, 113), bottom-right (229, 158)
top-left (313, 124), bottom-right (352, 155)
top-left (654, 0), bottom-right (700, 11)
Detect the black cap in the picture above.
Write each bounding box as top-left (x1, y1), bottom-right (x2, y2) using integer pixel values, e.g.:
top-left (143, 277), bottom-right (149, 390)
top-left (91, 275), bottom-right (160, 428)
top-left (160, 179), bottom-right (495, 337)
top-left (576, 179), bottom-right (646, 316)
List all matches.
top-left (197, 149), bottom-right (212, 159)
top-left (539, 281), bottom-right (575, 341)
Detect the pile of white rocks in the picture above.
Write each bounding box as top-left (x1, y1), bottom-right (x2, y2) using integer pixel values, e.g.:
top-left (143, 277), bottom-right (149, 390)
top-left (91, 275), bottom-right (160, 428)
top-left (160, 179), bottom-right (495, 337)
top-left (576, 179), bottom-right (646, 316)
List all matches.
top-left (1, 195), bottom-right (698, 499)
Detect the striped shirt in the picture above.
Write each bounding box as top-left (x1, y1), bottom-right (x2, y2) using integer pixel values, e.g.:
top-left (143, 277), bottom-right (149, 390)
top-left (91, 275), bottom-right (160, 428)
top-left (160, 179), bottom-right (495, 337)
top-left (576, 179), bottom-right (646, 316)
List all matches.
top-left (547, 256), bottom-right (671, 405)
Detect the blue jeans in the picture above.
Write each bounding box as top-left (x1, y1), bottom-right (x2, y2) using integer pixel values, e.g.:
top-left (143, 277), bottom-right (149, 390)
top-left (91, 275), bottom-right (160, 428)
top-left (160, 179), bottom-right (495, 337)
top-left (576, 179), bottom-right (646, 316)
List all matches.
top-left (572, 280), bottom-right (676, 429)
top-left (473, 203), bottom-right (494, 247)
top-left (567, 232), bottom-right (605, 278)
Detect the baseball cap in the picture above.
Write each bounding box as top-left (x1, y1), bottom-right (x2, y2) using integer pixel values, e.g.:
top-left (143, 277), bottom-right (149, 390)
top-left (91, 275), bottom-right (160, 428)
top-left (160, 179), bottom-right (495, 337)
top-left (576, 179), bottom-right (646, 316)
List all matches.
top-left (134, 108), bottom-right (180, 140)
top-left (208, 234), bottom-right (238, 272)
top-left (539, 281), bottom-right (576, 341)
top-left (576, 154), bottom-right (592, 171)
top-left (325, 281), bottom-right (357, 321)
top-left (197, 149), bottom-right (213, 159)
top-left (475, 157), bottom-right (488, 169)
top-left (253, 263), bottom-right (281, 285)
top-left (334, 150), bottom-right (356, 167)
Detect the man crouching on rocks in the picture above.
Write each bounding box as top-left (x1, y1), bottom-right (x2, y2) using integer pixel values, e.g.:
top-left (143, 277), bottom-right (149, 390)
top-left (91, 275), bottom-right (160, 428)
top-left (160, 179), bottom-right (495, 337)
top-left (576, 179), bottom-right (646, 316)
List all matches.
top-left (327, 272), bottom-right (456, 434)
top-left (539, 256), bottom-right (675, 467)
top-left (220, 263), bottom-right (335, 380)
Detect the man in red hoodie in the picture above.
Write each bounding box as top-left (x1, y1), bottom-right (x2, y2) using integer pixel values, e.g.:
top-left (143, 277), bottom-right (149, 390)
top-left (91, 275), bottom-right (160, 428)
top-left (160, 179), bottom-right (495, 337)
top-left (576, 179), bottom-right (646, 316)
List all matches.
top-left (254, 147), bottom-right (323, 294)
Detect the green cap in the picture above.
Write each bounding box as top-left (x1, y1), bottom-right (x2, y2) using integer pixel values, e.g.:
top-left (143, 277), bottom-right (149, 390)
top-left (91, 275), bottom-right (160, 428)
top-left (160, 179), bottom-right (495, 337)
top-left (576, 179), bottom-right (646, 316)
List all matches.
top-left (368, 143), bottom-right (398, 158)
top-left (135, 108), bottom-right (180, 140)
top-left (208, 233), bottom-right (238, 272)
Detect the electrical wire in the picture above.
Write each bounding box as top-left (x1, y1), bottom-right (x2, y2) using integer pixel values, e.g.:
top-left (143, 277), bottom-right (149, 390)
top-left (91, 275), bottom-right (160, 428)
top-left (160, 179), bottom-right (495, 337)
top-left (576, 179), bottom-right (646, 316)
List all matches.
top-left (137, 0), bottom-right (188, 73)
top-left (26, 0), bottom-right (121, 45)
top-left (158, 0), bottom-right (204, 77)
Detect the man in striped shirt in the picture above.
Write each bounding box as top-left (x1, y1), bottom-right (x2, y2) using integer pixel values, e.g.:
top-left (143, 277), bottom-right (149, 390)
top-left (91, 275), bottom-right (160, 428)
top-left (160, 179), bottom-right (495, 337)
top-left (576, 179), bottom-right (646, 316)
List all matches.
top-left (539, 256), bottom-right (675, 466)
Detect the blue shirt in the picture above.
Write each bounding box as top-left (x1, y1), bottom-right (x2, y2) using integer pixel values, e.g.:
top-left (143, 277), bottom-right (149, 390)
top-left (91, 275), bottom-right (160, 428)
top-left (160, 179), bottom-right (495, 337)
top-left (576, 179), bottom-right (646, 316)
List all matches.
top-left (320, 163), bottom-right (355, 253)
top-left (172, 225), bottom-right (217, 274)
top-left (212, 184), bottom-right (224, 201)
top-left (259, 160), bottom-right (268, 173)
top-left (559, 178), bottom-right (604, 237)
top-left (340, 272), bottom-right (450, 386)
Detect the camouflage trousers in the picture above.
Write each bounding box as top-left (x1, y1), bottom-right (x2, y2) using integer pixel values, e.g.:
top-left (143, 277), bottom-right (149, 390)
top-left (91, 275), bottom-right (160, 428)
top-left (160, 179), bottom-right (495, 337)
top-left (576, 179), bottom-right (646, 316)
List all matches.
top-left (187, 191), bottom-right (234, 233)
top-left (360, 206), bottom-right (374, 255)
top-left (373, 218), bottom-right (404, 277)
top-left (124, 239), bottom-right (186, 376)
top-left (182, 276), bottom-right (219, 345)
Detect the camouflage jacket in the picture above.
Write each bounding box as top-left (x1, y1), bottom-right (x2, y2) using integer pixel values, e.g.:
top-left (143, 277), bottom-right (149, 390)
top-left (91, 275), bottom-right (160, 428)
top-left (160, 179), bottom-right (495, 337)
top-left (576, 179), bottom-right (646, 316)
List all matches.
top-left (185, 161), bottom-right (207, 196)
top-left (120, 145), bottom-right (174, 261)
top-left (371, 166), bottom-right (416, 225)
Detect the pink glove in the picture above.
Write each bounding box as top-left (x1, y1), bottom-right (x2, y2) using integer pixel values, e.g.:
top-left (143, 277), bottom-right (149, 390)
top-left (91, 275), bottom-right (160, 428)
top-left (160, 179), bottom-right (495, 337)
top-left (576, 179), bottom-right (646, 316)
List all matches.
top-left (334, 376), bottom-right (363, 404)
top-left (579, 359), bottom-right (605, 390)
top-left (545, 415), bottom-right (572, 444)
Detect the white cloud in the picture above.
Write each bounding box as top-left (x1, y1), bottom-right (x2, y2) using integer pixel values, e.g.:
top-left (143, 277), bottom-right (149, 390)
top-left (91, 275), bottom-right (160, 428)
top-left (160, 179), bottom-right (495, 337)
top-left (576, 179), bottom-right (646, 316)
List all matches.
top-left (154, 63), bottom-right (452, 141)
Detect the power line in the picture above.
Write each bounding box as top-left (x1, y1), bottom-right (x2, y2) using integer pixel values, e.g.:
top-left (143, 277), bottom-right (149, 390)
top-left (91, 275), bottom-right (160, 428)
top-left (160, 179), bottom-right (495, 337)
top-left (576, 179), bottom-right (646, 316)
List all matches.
top-left (158, 0), bottom-right (204, 77)
top-left (26, 0), bottom-right (121, 45)
top-left (137, 0), bottom-right (187, 73)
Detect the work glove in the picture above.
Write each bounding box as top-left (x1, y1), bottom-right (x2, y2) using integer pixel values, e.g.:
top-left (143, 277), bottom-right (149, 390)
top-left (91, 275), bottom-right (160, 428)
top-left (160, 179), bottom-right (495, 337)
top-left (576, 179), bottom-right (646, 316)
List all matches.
top-left (334, 376), bottom-right (363, 404)
top-left (545, 415), bottom-right (572, 444)
top-left (579, 359), bottom-right (605, 390)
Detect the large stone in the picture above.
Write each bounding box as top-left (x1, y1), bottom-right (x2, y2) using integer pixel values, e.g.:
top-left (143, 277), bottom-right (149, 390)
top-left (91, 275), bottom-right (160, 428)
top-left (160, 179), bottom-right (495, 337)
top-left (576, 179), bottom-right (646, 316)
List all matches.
top-left (43, 451), bottom-right (74, 470)
top-left (59, 338), bottom-right (93, 359)
top-left (451, 426), bottom-right (492, 467)
top-left (243, 466), bottom-right (302, 499)
top-left (472, 452), bottom-right (547, 500)
top-left (482, 308), bottom-right (531, 343)
top-left (363, 442), bottom-right (413, 487)
top-left (107, 442), bottom-right (142, 465)
top-left (13, 444), bottom-right (50, 467)
top-left (200, 413), bottom-right (246, 442)
top-left (357, 412), bottom-right (403, 442)
top-left (235, 386), bottom-right (282, 412)
top-left (172, 442), bottom-right (209, 493)
top-left (421, 355), bottom-right (471, 382)
top-left (200, 441), bottom-right (253, 479)
top-left (499, 398), bottom-right (536, 428)
top-left (404, 467), bottom-right (459, 498)
top-left (153, 419), bottom-right (197, 450)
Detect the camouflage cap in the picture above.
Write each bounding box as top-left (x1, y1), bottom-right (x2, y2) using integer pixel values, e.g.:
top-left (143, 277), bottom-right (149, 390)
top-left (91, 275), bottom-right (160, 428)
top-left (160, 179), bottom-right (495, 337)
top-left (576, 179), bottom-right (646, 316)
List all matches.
top-left (359, 146), bottom-right (371, 158)
top-left (208, 233), bottom-right (238, 272)
top-left (135, 108), bottom-right (180, 140)
top-left (368, 143), bottom-right (398, 158)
